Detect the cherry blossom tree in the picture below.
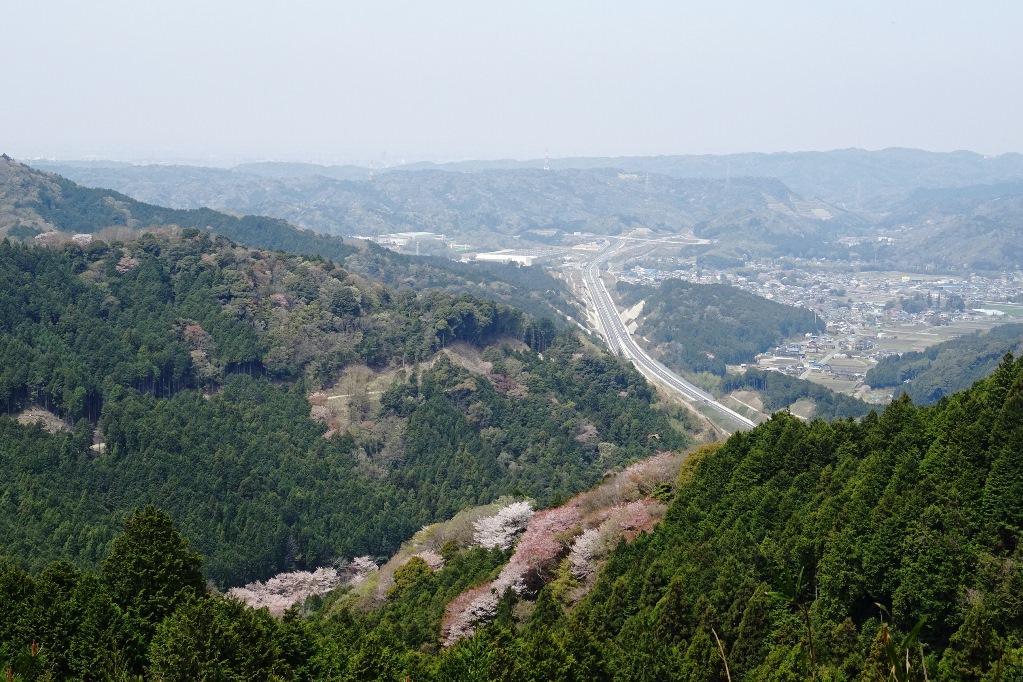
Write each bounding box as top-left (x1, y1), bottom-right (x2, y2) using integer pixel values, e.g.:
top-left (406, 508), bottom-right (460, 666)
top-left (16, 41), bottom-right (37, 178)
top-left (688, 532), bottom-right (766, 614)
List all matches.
top-left (228, 555), bottom-right (377, 615)
top-left (472, 500), bottom-right (534, 550)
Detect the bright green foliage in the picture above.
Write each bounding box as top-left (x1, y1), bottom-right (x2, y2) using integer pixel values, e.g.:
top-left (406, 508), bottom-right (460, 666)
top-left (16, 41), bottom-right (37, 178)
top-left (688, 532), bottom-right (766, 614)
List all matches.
top-left (353, 244), bottom-right (577, 329)
top-left (0, 233), bottom-right (529, 419)
top-left (2, 516), bottom-right (194, 679)
top-left (4, 355), bottom-right (1023, 678)
top-left (101, 506), bottom-right (205, 627)
top-left (1, 512), bottom-right (311, 680)
top-left (433, 353), bottom-right (1023, 680)
top-left (9, 157), bottom-right (579, 324)
top-left (0, 560), bottom-right (134, 679)
top-left (307, 546), bottom-right (507, 678)
top-left (24, 168), bottom-right (357, 262)
top-left (1, 338), bottom-right (683, 586)
top-left (148, 597), bottom-right (310, 681)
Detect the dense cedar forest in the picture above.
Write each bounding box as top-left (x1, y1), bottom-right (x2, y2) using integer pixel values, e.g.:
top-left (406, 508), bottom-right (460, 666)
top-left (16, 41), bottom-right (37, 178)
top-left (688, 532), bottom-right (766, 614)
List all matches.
top-left (617, 279), bottom-right (825, 376)
top-left (867, 323), bottom-right (1023, 404)
top-left (5, 353), bottom-right (1023, 679)
top-left (723, 368), bottom-right (874, 420)
top-left (0, 234), bottom-right (686, 586)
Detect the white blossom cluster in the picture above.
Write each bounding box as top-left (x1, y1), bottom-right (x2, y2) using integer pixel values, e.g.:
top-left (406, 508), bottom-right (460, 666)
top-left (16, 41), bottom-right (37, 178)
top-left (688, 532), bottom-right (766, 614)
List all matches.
top-left (410, 550), bottom-right (445, 571)
top-left (444, 504), bottom-right (581, 645)
top-left (228, 567), bottom-right (344, 615)
top-left (472, 500), bottom-right (533, 550)
top-left (568, 528), bottom-right (605, 579)
top-left (341, 555), bottom-right (379, 585)
top-left (229, 555), bottom-right (378, 615)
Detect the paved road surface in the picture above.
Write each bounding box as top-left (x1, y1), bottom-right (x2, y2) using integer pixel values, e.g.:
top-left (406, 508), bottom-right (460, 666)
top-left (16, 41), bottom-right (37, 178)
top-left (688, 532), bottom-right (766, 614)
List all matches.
top-left (582, 245), bottom-right (756, 431)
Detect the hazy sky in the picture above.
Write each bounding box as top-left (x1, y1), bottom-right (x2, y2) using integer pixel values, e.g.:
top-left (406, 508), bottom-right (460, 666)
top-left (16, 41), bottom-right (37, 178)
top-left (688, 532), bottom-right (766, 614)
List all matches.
top-left (3, 1), bottom-right (1021, 163)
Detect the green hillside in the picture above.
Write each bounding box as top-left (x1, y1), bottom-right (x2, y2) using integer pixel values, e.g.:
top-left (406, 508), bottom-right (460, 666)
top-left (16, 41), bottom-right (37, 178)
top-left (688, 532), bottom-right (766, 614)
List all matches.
top-left (5, 351), bottom-right (1023, 679)
top-left (867, 323), bottom-right (1023, 403)
top-left (444, 354), bottom-right (1023, 679)
top-left (0, 233), bottom-right (686, 587)
top-left (1, 155), bottom-right (577, 323)
top-left (617, 279), bottom-right (825, 376)
top-left (723, 368), bottom-right (873, 420)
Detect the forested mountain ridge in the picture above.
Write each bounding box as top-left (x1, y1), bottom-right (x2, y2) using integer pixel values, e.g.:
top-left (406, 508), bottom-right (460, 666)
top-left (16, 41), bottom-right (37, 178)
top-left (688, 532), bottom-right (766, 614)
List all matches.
top-left (0, 231), bottom-right (689, 587)
top-left (867, 322), bottom-right (1023, 403)
top-left (614, 279), bottom-right (866, 417)
top-left (0, 155), bottom-right (577, 322)
top-left (35, 159), bottom-right (854, 257)
top-left (617, 278), bottom-right (825, 376)
top-left (722, 368), bottom-right (873, 420)
top-left (38, 150), bottom-right (1023, 270)
top-left (877, 182), bottom-right (1023, 271)
top-left (0, 153), bottom-right (355, 260)
top-left (341, 240), bottom-right (577, 324)
top-left (5, 352), bottom-right (1023, 679)
top-left (439, 353), bottom-right (1023, 679)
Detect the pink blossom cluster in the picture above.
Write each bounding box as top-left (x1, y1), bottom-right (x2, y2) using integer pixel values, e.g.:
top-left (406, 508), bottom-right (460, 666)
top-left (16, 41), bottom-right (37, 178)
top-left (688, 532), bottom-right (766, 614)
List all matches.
top-left (341, 555), bottom-right (379, 586)
top-left (620, 450), bottom-right (679, 484)
top-left (569, 499), bottom-right (664, 579)
top-left (443, 504), bottom-right (582, 644)
top-left (499, 505), bottom-right (582, 592)
top-left (607, 498), bottom-right (663, 539)
top-left (440, 583), bottom-right (503, 644)
top-left (440, 451), bottom-right (684, 645)
top-left (115, 254), bottom-right (139, 273)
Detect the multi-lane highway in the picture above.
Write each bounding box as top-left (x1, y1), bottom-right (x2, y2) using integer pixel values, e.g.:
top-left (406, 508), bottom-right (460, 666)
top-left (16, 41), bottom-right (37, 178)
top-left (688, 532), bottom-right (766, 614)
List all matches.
top-left (582, 245), bottom-right (756, 431)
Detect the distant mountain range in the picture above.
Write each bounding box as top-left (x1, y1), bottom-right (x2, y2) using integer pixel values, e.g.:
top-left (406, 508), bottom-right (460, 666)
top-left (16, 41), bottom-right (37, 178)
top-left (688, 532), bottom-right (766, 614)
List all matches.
top-left (0, 155), bottom-right (578, 322)
top-left (880, 182), bottom-right (1023, 270)
top-left (29, 159), bottom-right (855, 257)
top-left (33, 147), bottom-right (1023, 206)
top-left (397, 147), bottom-right (1023, 208)
top-left (22, 147), bottom-right (1023, 271)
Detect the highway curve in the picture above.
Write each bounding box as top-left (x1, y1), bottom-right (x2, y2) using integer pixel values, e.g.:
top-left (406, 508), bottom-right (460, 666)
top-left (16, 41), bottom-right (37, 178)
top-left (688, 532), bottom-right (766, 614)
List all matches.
top-left (582, 246), bottom-right (756, 431)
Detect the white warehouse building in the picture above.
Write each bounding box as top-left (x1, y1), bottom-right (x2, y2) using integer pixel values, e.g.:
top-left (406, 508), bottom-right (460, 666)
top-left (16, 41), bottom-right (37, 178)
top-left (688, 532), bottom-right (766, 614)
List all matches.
top-left (474, 251), bottom-right (537, 266)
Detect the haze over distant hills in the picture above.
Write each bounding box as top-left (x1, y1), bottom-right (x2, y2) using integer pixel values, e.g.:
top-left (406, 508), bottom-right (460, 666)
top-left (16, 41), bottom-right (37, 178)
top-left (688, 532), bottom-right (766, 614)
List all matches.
top-left (30, 160), bottom-right (852, 257)
top-left (37, 147), bottom-right (1023, 205)
top-left (398, 147), bottom-right (1023, 207)
top-left (27, 147), bottom-right (1023, 271)
top-left (880, 182), bottom-right (1023, 271)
